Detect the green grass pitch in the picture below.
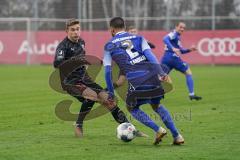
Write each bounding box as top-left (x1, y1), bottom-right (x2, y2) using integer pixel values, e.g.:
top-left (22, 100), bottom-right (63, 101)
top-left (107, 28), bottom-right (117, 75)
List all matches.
top-left (0, 65), bottom-right (240, 160)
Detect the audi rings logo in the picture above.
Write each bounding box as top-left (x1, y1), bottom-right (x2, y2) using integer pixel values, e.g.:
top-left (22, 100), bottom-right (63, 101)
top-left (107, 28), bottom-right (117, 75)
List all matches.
top-left (197, 38), bottom-right (240, 56)
top-left (0, 41), bottom-right (3, 54)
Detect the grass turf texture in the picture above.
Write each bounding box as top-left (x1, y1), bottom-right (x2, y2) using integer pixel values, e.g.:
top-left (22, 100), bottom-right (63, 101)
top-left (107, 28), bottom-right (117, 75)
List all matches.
top-left (0, 65), bottom-right (240, 160)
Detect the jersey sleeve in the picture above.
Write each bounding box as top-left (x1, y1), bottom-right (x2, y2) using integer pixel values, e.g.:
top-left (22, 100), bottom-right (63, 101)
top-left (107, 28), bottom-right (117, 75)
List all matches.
top-left (103, 50), bottom-right (112, 66)
top-left (168, 31), bottom-right (177, 40)
top-left (180, 47), bottom-right (190, 54)
top-left (163, 35), bottom-right (174, 51)
top-left (141, 38), bottom-right (151, 51)
top-left (178, 42), bottom-right (190, 54)
top-left (103, 50), bottom-right (114, 96)
top-left (53, 44), bottom-right (66, 68)
top-left (141, 38), bottom-right (166, 77)
top-left (80, 39), bottom-right (86, 56)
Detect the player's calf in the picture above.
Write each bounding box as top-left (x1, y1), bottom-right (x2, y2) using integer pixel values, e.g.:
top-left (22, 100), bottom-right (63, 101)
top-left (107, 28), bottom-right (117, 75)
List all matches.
top-left (98, 91), bottom-right (130, 124)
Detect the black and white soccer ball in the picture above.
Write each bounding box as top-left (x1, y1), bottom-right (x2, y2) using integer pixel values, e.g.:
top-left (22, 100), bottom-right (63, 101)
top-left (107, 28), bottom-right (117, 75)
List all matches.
top-left (116, 122), bottom-right (136, 142)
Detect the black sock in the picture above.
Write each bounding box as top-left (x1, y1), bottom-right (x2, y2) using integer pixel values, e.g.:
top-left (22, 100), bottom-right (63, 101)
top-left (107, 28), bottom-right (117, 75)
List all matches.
top-left (76, 100), bottom-right (95, 128)
top-left (111, 106), bottom-right (129, 124)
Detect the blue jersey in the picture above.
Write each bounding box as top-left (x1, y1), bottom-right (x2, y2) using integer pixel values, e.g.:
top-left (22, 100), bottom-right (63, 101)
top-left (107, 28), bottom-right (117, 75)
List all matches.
top-left (103, 31), bottom-right (165, 96)
top-left (163, 30), bottom-right (190, 57)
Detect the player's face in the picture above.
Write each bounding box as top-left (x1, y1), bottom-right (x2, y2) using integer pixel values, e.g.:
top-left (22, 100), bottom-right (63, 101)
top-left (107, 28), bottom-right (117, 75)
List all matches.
top-left (176, 23), bottom-right (186, 35)
top-left (67, 24), bottom-right (81, 42)
top-left (128, 28), bottom-right (138, 35)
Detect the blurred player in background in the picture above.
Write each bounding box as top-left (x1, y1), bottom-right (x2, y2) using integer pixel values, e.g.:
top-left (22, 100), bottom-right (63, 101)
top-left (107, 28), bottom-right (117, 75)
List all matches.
top-left (53, 19), bottom-right (131, 138)
top-left (104, 17), bottom-right (184, 145)
top-left (161, 22), bottom-right (202, 101)
top-left (127, 26), bottom-right (156, 49)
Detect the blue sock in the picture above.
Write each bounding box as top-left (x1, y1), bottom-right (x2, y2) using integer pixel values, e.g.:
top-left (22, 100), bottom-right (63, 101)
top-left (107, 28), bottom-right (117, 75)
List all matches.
top-left (186, 74), bottom-right (194, 95)
top-left (130, 108), bottom-right (159, 132)
top-left (154, 105), bottom-right (179, 138)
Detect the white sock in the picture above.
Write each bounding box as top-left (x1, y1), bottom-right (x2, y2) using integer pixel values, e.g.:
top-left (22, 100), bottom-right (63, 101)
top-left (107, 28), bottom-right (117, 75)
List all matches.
top-left (189, 92), bottom-right (195, 96)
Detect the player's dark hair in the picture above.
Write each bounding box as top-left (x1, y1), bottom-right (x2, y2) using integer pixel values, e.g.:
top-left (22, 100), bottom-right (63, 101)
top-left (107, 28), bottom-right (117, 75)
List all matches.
top-left (176, 21), bottom-right (185, 27)
top-left (110, 17), bottom-right (125, 29)
top-left (66, 18), bottom-right (80, 29)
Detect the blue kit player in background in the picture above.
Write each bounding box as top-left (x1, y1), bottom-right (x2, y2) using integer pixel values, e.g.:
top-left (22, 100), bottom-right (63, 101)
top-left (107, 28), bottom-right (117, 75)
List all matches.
top-left (103, 17), bottom-right (184, 145)
top-left (161, 22), bottom-right (202, 101)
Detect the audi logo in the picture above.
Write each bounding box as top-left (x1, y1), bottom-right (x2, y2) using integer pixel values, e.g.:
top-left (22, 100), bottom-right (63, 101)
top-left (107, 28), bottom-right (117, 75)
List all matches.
top-left (197, 38), bottom-right (240, 56)
top-left (0, 41), bottom-right (3, 54)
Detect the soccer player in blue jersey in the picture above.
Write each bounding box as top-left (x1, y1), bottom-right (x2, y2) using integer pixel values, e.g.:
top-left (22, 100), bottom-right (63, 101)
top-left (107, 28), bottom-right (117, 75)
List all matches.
top-left (113, 25), bottom-right (155, 88)
top-left (161, 22), bottom-right (202, 100)
top-left (103, 17), bottom-right (184, 145)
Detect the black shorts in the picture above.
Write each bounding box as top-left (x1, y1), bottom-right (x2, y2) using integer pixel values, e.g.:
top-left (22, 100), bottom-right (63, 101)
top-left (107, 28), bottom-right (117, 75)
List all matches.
top-left (63, 74), bottom-right (103, 102)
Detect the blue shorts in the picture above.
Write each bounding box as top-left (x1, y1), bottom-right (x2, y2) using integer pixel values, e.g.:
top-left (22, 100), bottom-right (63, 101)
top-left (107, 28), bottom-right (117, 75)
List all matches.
top-left (126, 75), bottom-right (164, 108)
top-left (161, 52), bottom-right (189, 74)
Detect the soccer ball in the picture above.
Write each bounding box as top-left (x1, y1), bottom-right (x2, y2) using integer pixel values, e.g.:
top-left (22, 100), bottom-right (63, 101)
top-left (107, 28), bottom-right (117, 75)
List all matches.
top-left (116, 122), bottom-right (136, 142)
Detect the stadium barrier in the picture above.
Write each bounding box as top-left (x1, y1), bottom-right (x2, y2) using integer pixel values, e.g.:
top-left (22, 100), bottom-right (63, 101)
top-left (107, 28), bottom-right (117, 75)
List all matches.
top-left (0, 30), bottom-right (239, 65)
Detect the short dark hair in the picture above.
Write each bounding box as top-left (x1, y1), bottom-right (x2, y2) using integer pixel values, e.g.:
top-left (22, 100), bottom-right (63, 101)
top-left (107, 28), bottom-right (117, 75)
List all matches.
top-left (176, 21), bottom-right (185, 27)
top-left (66, 18), bottom-right (80, 29)
top-left (110, 17), bottom-right (125, 29)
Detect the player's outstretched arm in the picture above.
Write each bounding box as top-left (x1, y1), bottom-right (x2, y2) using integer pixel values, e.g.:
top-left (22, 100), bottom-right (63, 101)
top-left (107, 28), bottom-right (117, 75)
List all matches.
top-left (179, 44), bottom-right (191, 54)
top-left (179, 45), bottom-right (197, 54)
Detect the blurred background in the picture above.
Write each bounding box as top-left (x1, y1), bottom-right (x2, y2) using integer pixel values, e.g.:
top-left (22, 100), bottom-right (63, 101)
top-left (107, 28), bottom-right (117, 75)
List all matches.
top-left (0, 0), bottom-right (239, 65)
